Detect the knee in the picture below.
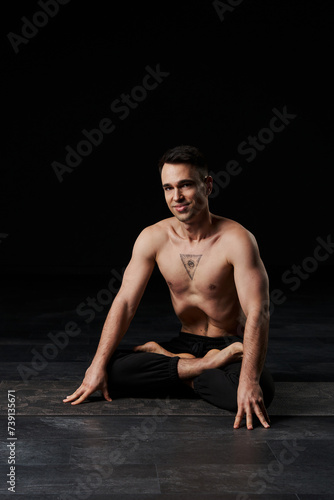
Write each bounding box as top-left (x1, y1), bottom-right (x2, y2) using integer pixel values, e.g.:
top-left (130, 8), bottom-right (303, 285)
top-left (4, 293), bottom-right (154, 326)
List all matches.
top-left (194, 369), bottom-right (239, 412)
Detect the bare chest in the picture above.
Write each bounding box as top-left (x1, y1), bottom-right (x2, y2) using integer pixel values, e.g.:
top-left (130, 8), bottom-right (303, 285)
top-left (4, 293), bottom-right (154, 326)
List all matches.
top-left (156, 246), bottom-right (234, 298)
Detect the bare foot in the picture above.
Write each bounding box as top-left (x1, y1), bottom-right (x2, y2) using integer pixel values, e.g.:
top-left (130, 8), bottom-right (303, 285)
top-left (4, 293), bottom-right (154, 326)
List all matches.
top-left (205, 342), bottom-right (243, 369)
top-left (177, 342), bottom-right (244, 382)
top-left (133, 341), bottom-right (195, 358)
top-left (133, 341), bottom-right (169, 355)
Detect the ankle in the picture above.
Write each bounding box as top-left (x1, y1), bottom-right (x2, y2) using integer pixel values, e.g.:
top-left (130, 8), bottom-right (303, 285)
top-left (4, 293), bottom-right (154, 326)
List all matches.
top-left (177, 357), bottom-right (206, 380)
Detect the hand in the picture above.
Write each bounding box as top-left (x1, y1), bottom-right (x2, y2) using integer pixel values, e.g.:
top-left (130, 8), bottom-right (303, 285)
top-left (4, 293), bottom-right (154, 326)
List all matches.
top-left (233, 380), bottom-right (270, 430)
top-left (63, 363), bottom-right (112, 405)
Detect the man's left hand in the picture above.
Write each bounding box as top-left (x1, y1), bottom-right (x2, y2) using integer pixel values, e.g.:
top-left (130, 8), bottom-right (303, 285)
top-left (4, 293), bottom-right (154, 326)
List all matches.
top-left (233, 380), bottom-right (270, 430)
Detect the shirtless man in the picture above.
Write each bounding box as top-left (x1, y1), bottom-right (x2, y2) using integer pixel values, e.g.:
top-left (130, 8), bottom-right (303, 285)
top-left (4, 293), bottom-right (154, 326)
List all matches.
top-left (64, 145), bottom-right (275, 430)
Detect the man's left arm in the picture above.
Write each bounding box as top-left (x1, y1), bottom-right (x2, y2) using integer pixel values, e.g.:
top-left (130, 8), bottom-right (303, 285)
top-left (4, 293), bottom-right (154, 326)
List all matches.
top-left (228, 227), bottom-right (271, 430)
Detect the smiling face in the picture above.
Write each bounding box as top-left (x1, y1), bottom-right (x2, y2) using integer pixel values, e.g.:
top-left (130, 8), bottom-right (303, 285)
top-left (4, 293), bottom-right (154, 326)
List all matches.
top-left (161, 163), bottom-right (212, 223)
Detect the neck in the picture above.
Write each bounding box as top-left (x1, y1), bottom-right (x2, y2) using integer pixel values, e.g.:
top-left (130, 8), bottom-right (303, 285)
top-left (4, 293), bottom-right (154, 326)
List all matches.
top-left (178, 210), bottom-right (213, 242)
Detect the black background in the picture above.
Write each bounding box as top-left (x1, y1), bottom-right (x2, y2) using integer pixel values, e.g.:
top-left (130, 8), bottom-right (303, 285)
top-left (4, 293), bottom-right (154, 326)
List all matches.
top-left (2, 0), bottom-right (333, 281)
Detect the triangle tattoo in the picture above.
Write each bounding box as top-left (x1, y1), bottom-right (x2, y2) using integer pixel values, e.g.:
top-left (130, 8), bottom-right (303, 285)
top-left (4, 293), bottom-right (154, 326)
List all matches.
top-left (180, 254), bottom-right (202, 280)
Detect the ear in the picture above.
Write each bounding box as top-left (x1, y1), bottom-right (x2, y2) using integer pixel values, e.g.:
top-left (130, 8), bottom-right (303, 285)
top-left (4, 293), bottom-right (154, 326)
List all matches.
top-left (204, 175), bottom-right (213, 195)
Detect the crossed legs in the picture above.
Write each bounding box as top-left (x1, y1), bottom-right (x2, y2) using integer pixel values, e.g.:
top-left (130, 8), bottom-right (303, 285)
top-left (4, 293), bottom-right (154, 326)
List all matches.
top-left (108, 340), bottom-right (274, 412)
top-left (134, 340), bottom-right (243, 388)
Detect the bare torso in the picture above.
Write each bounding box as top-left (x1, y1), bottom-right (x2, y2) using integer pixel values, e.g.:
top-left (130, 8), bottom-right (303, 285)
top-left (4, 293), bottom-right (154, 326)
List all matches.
top-left (154, 215), bottom-right (245, 337)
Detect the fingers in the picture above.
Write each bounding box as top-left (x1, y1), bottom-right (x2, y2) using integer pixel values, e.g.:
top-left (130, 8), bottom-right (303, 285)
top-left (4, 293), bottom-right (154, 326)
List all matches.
top-left (63, 391), bottom-right (86, 405)
top-left (69, 390), bottom-right (92, 405)
top-left (63, 387), bottom-right (83, 403)
top-left (102, 387), bottom-right (112, 402)
top-left (234, 402), bottom-right (271, 430)
top-left (62, 383), bottom-right (93, 405)
top-left (233, 409), bottom-right (244, 429)
top-left (254, 402), bottom-right (271, 429)
top-left (63, 365), bottom-right (111, 406)
top-left (63, 385), bottom-right (112, 405)
top-left (246, 410), bottom-right (254, 430)
top-left (234, 406), bottom-right (254, 430)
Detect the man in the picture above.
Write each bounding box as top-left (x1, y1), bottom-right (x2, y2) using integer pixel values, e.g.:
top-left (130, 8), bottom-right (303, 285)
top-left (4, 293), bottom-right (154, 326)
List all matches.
top-left (64, 145), bottom-right (275, 430)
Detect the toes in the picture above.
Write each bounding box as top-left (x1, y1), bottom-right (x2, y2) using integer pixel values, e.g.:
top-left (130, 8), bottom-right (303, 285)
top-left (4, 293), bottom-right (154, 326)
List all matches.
top-left (144, 341), bottom-right (157, 351)
top-left (133, 341), bottom-right (157, 353)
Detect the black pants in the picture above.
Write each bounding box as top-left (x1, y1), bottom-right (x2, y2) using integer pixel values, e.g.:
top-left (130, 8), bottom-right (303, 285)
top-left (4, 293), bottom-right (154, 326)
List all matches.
top-left (107, 331), bottom-right (275, 412)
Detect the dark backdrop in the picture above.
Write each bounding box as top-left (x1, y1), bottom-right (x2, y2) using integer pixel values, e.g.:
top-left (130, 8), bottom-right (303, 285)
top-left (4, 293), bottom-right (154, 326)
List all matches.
top-left (2, 0), bottom-right (333, 280)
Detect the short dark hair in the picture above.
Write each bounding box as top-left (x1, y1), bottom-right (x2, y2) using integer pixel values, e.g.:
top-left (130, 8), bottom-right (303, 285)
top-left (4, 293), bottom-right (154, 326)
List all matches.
top-left (158, 145), bottom-right (208, 178)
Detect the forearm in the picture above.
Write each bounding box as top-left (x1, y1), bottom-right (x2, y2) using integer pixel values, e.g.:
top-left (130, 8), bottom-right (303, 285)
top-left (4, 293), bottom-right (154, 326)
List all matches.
top-left (240, 310), bottom-right (269, 383)
top-left (91, 295), bottom-right (135, 368)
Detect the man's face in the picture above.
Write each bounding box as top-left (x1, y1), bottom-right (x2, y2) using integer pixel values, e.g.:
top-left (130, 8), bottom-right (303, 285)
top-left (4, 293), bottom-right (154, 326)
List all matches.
top-left (161, 163), bottom-right (211, 223)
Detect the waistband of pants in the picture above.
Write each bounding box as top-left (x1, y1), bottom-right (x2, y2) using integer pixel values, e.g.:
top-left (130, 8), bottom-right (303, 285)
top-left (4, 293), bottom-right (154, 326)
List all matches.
top-left (179, 331), bottom-right (242, 343)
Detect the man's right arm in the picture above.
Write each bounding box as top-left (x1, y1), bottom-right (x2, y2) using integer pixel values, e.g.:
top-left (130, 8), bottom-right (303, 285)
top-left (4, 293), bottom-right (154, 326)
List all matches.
top-left (63, 226), bottom-right (157, 405)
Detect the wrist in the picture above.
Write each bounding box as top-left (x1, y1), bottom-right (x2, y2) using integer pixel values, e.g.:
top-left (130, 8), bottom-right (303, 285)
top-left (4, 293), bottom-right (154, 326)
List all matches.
top-left (91, 355), bottom-right (109, 370)
top-left (239, 372), bottom-right (260, 385)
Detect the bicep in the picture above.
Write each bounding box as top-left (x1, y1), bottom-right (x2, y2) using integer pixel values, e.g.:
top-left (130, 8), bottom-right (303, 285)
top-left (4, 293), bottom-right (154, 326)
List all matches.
top-left (230, 231), bottom-right (269, 318)
top-left (117, 229), bottom-right (156, 308)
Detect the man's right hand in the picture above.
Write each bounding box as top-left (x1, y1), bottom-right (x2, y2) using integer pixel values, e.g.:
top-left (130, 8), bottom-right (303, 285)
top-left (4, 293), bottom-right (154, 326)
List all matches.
top-left (63, 363), bottom-right (112, 405)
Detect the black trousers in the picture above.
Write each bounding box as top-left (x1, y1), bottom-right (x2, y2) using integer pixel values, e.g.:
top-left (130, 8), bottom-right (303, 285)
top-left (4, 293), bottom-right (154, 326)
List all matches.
top-left (107, 331), bottom-right (275, 412)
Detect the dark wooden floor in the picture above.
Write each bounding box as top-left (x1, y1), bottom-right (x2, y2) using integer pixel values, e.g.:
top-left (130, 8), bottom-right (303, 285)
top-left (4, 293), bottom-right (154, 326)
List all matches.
top-left (1, 270), bottom-right (334, 498)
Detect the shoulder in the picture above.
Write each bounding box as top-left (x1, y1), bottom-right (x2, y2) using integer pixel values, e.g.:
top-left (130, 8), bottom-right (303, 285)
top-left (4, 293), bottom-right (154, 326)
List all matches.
top-left (137, 217), bottom-right (174, 241)
top-left (217, 217), bottom-right (261, 264)
top-left (133, 217), bottom-right (174, 257)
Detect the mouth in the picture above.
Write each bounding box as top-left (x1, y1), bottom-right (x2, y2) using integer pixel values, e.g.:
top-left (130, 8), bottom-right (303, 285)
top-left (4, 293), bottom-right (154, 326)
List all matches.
top-left (173, 204), bottom-right (190, 213)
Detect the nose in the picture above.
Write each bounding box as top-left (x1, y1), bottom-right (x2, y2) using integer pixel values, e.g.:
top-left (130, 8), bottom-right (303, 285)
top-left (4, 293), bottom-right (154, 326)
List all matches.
top-left (173, 187), bottom-right (184, 201)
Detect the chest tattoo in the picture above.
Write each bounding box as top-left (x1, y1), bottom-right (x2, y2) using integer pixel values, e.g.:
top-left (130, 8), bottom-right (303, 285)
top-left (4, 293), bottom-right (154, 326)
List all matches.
top-left (180, 254), bottom-right (202, 280)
